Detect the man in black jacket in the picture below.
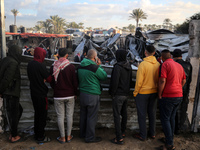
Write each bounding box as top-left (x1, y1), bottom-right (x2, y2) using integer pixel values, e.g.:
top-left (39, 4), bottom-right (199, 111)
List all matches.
top-left (172, 49), bottom-right (192, 134)
top-left (109, 49), bottom-right (132, 145)
top-left (0, 45), bottom-right (23, 143)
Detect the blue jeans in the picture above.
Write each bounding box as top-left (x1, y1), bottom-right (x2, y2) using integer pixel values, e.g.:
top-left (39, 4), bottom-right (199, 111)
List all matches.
top-left (159, 97), bottom-right (182, 145)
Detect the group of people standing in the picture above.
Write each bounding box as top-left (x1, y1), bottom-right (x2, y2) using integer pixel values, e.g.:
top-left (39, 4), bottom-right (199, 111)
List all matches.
top-left (133, 46), bottom-right (192, 150)
top-left (0, 44), bottom-right (192, 150)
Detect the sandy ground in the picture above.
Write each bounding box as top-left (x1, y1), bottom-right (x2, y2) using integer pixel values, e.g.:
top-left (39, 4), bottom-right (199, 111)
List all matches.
top-left (0, 128), bottom-right (200, 150)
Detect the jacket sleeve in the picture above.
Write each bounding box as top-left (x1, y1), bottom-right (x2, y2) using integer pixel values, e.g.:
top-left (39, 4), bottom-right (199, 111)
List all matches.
top-left (133, 63), bottom-right (144, 97)
top-left (40, 63), bottom-right (50, 79)
top-left (109, 65), bottom-right (120, 96)
top-left (0, 61), bottom-right (18, 94)
top-left (96, 65), bottom-right (107, 81)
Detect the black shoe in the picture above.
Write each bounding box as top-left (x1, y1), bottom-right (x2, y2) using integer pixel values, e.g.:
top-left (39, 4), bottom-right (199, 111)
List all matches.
top-left (85, 137), bottom-right (102, 143)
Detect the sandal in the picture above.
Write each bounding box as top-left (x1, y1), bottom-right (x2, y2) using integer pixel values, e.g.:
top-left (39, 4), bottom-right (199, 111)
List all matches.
top-left (133, 133), bottom-right (146, 141)
top-left (37, 136), bottom-right (51, 144)
top-left (122, 133), bottom-right (126, 138)
top-left (159, 145), bottom-right (176, 150)
top-left (110, 138), bottom-right (124, 145)
top-left (150, 135), bottom-right (156, 139)
top-left (67, 135), bottom-right (73, 143)
top-left (57, 137), bottom-right (66, 144)
top-left (165, 144), bottom-right (176, 150)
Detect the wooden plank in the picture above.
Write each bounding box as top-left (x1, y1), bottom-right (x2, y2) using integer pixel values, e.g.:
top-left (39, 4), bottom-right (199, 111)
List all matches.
top-left (187, 20), bottom-right (200, 124)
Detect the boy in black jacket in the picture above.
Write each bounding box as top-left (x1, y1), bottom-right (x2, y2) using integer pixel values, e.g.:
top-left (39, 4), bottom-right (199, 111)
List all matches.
top-left (109, 49), bottom-right (132, 144)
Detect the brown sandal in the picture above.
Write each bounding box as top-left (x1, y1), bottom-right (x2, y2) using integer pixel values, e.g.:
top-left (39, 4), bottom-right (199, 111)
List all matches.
top-left (133, 133), bottom-right (146, 141)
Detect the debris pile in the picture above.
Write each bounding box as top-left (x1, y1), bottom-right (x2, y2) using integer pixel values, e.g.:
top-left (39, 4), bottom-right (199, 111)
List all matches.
top-left (72, 28), bottom-right (189, 66)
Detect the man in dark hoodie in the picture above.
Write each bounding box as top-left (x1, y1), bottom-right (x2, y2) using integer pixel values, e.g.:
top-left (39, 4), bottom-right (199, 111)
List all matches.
top-left (171, 49), bottom-right (192, 134)
top-left (27, 47), bottom-right (52, 143)
top-left (109, 49), bottom-right (132, 145)
top-left (0, 45), bottom-right (23, 143)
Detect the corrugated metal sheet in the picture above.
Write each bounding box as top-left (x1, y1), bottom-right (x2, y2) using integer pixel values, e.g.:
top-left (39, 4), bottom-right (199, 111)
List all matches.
top-left (5, 32), bottom-right (69, 38)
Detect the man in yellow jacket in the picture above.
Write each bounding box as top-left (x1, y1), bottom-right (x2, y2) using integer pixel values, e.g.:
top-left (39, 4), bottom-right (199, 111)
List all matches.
top-left (133, 45), bottom-right (160, 141)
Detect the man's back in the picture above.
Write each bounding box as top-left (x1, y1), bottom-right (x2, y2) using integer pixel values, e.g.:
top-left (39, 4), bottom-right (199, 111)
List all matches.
top-left (0, 45), bottom-right (22, 98)
top-left (27, 60), bottom-right (49, 96)
top-left (50, 63), bottom-right (78, 97)
top-left (160, 59), bottom-right (186, 97)
top-left (78, 58), bottom-right (107, 95)
top-left (175, 59), bottom-right (192, 92)
top-left (109, 61), bottom-right (132, 96)
top-left (133, 56), bottom-right (160, 97)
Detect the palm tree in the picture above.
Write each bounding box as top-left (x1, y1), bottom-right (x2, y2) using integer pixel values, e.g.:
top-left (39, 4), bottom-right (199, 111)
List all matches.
top-left (122, 27), bottom-right (127, 32)
top-left (34, 25), bottom-right (42, 33)
top-left (50, 15), bottom-right (59, 33)
top-left (152, 24), bottom-right (157, 30)
top-left (56, 17), bottom-right (66, 34)
top-left (127, 24), bottom-right (135, 32)
top-left (129, 8), bottom-right (147, 28)
top-left (68, 22), bottom-right (79, 29)
top-left (78, 22), bottom-right (84, 29)
top-left (11, 9), bottom-right (19, 25)
top-left (163, 18), bottom-right (172, 30)
top-left (86, 27), bottom-right (92, 31)
top-left (41, 19), bottom-right (52, 33)
top-left (157, 25), bottom-right (162, 29)
top-left (50, 15), bottom-right (66, 34)
top-left (143, 24), bottom-right (147, 31)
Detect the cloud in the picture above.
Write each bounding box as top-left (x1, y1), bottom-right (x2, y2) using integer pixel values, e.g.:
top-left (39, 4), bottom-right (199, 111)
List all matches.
top-left (127, 0), bottom-right (200, 25)
top-left (4, 0), bottom-right (200, 30)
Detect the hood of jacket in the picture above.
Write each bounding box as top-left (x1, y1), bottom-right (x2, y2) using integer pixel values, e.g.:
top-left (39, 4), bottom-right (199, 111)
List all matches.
top-left (7, 45), bottom-right (22, 64)
top-left (116, 60), bottom-right (132, 70)
top-left (143, 56), bottom-right (158, 64)
top-left (116, 49), bottom-right (127, 62)
top-left (34, 47), bottom-right (46, 63)
top-left (80, 58), bottom-right (96, 67)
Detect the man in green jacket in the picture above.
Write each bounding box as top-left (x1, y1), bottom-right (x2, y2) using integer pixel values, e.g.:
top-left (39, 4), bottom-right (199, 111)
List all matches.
top-left (0, 45), bottom-right (23, 143)
top-left (77, 49), bottom-right (107, 143)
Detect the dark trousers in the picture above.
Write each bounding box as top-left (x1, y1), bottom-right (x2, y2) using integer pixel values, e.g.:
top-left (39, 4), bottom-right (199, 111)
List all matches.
top-left (79, 92), bottom-right (100, 142)
top-left (112, 95), bottom-right (128, 140)
top-left (31, 95), bottom-right (48, 140)
top-left (3, 95), bottom-right (23, 137)
top-left (175, 93), bottom-right (189, 132)
top-left (135, 93), bottom-right (157, 139)
top-left (159, 97), bottom-right (182, 146)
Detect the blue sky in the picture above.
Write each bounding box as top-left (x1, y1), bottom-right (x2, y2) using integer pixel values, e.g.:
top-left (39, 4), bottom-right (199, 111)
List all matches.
top-left (4, 0), bottom-right (200, 31)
